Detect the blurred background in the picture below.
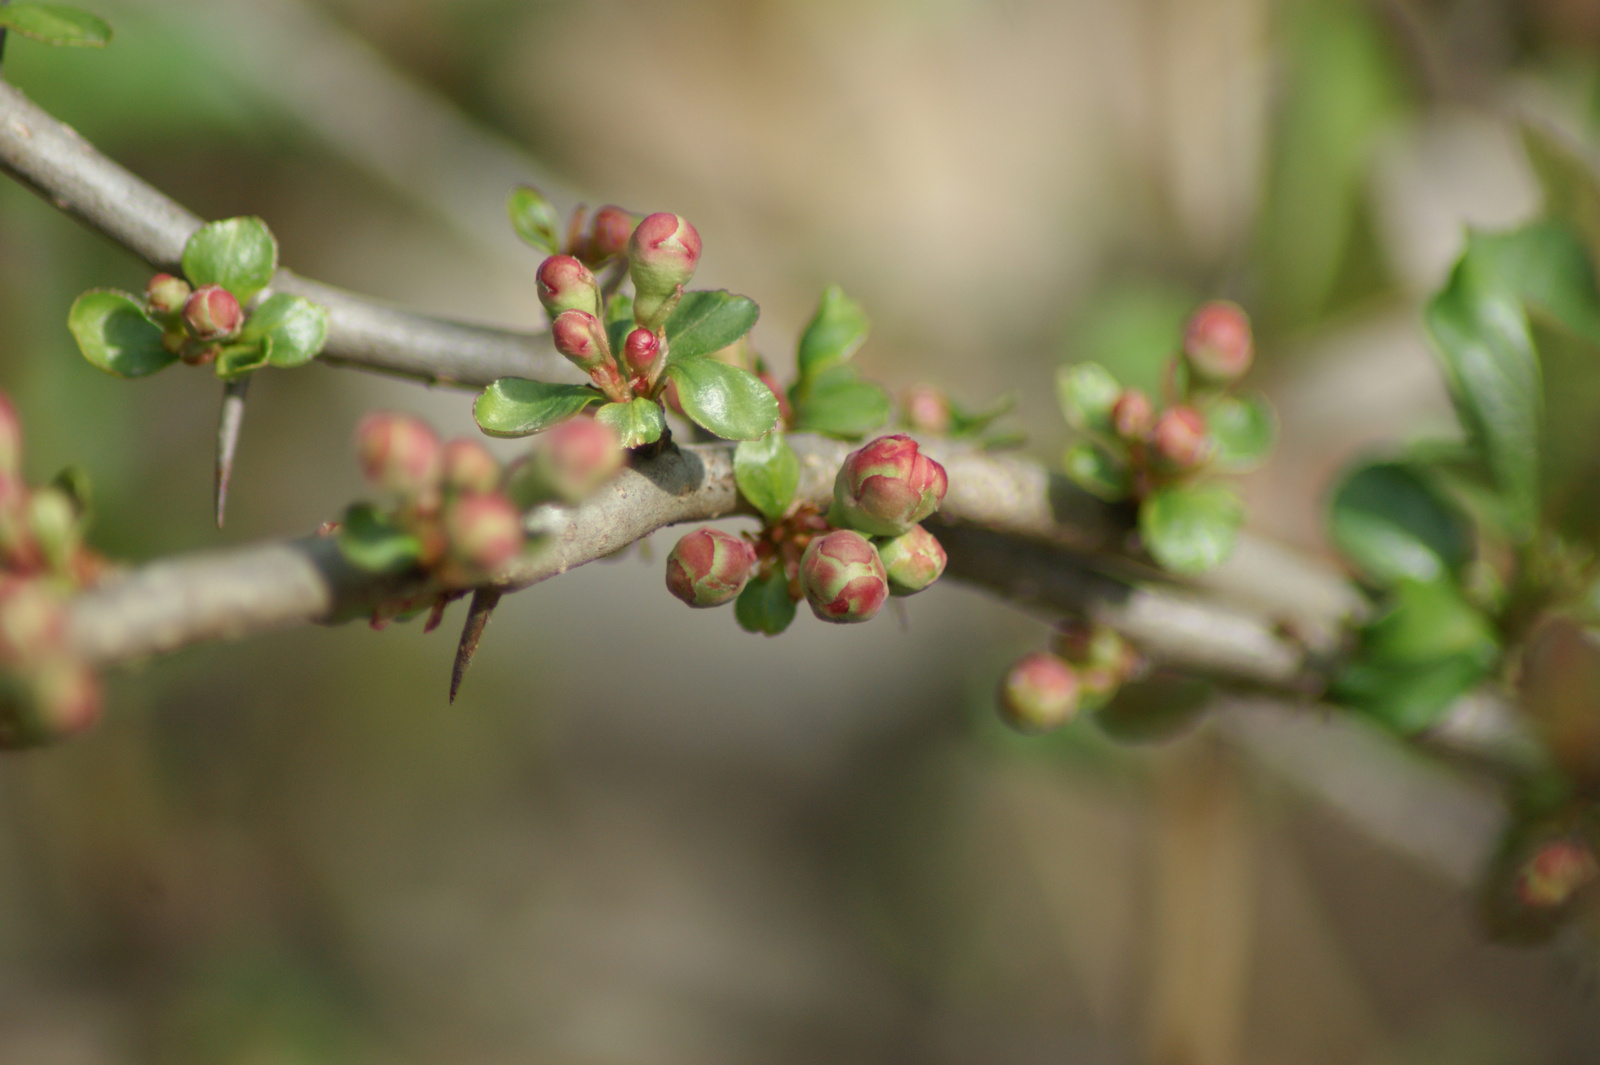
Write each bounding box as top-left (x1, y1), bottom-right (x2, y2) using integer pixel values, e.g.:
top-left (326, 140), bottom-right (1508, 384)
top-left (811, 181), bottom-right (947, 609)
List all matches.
top-left (2, 0), bottom-right (1600, 1060)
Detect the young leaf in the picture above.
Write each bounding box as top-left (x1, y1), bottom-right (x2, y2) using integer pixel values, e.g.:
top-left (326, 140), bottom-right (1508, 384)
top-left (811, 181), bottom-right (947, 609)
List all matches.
top-left (1358, 577), bottom-right (1498, 667)
top-left (1139, 483), bottom-right (1244, 575)
top-left (67, 290), bottom-right (177, 377)
top-left (1063, 442), bottom-right (1130, 501)
top-left (0, 4), bottom-right (111, 46)
top-left (1465, 223), bottom-right (1600, 346)
top-left (796, 285), bottom-right (870, 376)
top-left (735, 569), bottom-right (797, 636)
top-left (336, 503), bottom-right (423, 574)
top-left (663, 290), bottom-right (760, 363)
top-left (1332, 654), bottom-right (1490, 735)
top-left (507, 185), bottom-right (561, 255)
top-left (242, 293), bottom-right (329, 368)
top-left (734, 432), bottom-right (800, 520)
top-left (214, 342), bottom-right (269, 380)
top-left (181, 217), bottom-right (278, 303)
top-left (948, 394), bottom-right (1015, 438)
top-left (663, 358), bottom-right (780, 440)
top-left (594, 397), bottom-right (665, 449)
top-left (1329, 461), bottom-right (1473, 585)
top-left (1207, 393), bottom-right (1277, 470)
top-left (1519, 122), bottom-right (1600, 285)
top-left (473, 378), bottom-right (602, 437)
top-left (788, 365), bottom-right (890, 439)
top-left (1056, 361), bottom-right (1121, 436)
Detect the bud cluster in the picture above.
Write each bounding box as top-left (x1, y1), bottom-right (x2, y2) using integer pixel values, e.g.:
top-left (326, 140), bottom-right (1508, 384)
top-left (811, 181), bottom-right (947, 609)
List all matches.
top-left (143, 273), bottom-right (248, 367)
top-left (997, 620), bottom-right (1142, 736)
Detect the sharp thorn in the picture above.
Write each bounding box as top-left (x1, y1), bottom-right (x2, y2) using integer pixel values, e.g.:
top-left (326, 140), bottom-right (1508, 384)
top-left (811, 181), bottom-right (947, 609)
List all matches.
top-left (450, 588), bottom-right (502, 704)
top-left (214, 376), bottom-right (252, 528)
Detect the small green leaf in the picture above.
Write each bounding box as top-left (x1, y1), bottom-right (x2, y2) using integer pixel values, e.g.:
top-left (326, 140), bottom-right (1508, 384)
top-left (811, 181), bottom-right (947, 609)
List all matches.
top-left (1465, 222), bottom-right (1600, 346)
top-left (181, 217), bottom-right (278, 303)
top-left (1358, 578), bottom-right (1498, 667)
top-left (215, 342), bottom-right (269, 380)
top-left (336, 503), bottom-right (423, 574)
top-left (947, 394), bottom-right (1015, 438)
top-left (1329, 461), bottom-right (1473, 585)
top-left (1056, 361), bottom-right (1121, 435)
top-left (796, 285), bottom-right (870, 376)
top-left (789, 365), bottom-right (890, 439)
top-left (0, 4), bottom-right (111, 46)
top-left (594, 398), bottom-right (665, 449)
top-left (663, 290), bottom-right (760, 363)
top-left (735, 569), bottom-right (797, 636)
top-left (1139, 483), bottom-right (1244, 575)
top-left (67, 290), bottom-right (176, 378)
top-left (1332, 654), bottom-right (1490, 735)
top-left (507, 185), bottom-right (561, 254)
top-left (664, 358), bottom-right (780, 441)
top-left (734, 432), bottom-right (800, 520)
top-left (1208, 393), bottom-right (1277, 470)
top-left (1063, 443), bottom-right (1130, 501)
top-left (241, 293), bottom-right (328, 368)
top-left (473, 378), bottom-right (602, 437)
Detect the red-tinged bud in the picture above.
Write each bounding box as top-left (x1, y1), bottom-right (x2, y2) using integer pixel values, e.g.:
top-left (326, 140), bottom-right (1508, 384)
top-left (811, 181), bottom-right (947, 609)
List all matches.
top-left (536, 254), bottom-right (603, 321)
top-left (0, 393), bottom-right (22, 478)
top-left (1152, 406), bottom-right (1211, 470)
top-left (1515, 839), bottom-right (1598, 908)
top-left (1183, 300), bottom-right (1254, 382)
top-left (829, 434), bottom-right (948, 538)
top-left (440, 439), bottom-right (502, 495)
top-left (875, 524), bottom-right (946, 596)
top-left (903, 384), bottom-right (952, 435)
top-left (629, 212), bottom-right (701, 329)
top-left (355, 412), bottom-right (443, 498)
top-left (587, 205), bottom-right (635, 263)
top-left (622, 327), bottom-right (660, 377)
top-left (551, 309), bottom-right (611, 375)
top-left (505, 417), bottom-right (625, 506)
top-left (1111, 388), bottom-right (1155, 440)
top-left (0, 581), bottom-right (66, 660)
top-left (800, 529), bottom-right (889, 623)
top-left (182, 284), bottom-right (244, 341)
top-left (444, 491), bottom-right (524, 573)
top-left (997, 652), bottom-right (1080, 734)
top-left (665, 527), bottom-right (757, 608)
top-left (145, 273), bottom-right (191, 316)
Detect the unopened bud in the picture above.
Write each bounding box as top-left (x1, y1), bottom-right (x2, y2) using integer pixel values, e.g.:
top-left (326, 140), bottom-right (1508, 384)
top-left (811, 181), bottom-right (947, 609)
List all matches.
top-left (355, 412), bottom-right (443, 498)
top-left (145, 273), bottom-right (192, 316)
top-left (829, 434), bottom-right (948, 538)
top-left (875, 524), bottom-right (947, 596)
top-left (505, 417), bottom-right (624, 506)
top-left (1111, 389), bottom-right (1154, 440)
top-left (26, 488), bottom-right (78, 572)
top-left (182, 284), bottom-right (244, 341)
top-left (903, 384), bottom-right (952, 434)
top-left (997, 652), bottom-right (1079, 734)
top-left (665, 527), bottom-right (757, 608)
top-left (1183, 300), bottom-right (1253, 383)
top-left (536, 255), bottom-right (603, 321)
top-left (551, 310), bottom-right (612, 375)
top-left (622, 327), bottom-right (660, 377)
top-left (587, 205), bottom-right (635, 263)
top-left (0, 581), bottom-right (66, 659)
top-left (1516, 839), bottom-right (1598, 908)
top-left (0, 393), bottom-right (22, 478)
top-left (440, 439), bottom-right (502, 495)
top-left (1152, 406), bottom-right (1210, 470)
top-left (800, 529), bottom-right (889, 623)
top-left (629, 212), bottom-right (701, 329)
top-left (444, 492), bottom-right (524, 572)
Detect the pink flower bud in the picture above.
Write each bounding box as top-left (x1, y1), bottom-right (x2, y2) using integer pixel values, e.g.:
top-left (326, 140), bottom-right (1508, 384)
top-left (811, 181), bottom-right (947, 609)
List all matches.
top-left (551, 309), bottom-right (612, 376)
top-left (0, 393), bottom-right (23, 479)
top-left (440, 439), bottom-right (502, 495)
top-left (0, 580), bottom-right (66, 659)
top-left (536, 254), bottom-right (603, 321)
top-left (444, 491), bottom-right (524, 572)
top-left (829, 434), bottom-right (949, 538)
top-left (1152, 406), bottom-right (1210, 470)
top-left (587, 205), bottom-right (635, 263)
top-left (506, 417), bottom-right (625, 505)
top-left (1111, 388), bottom-right (1154, 440)
top-left (875, 523), bottom-right (946, 596)
top-left (182, 284), bottom-right (244, 341)
top-left (1183, 300), bottom-right (1254, 382)
top-left (997, 652), bottom-right (1079, 734)
top-left (1515, 839), bottom-right (1598, 908)
top-left (629, 212), bottom-right (701, 329)
top-left (145, 273), bottom-right (192, 316)
top-left (800, 529), bottom-right (889, 623)
top-left (355, 412), bottom-right (443, 498)
top-left (903, 384), bottom-right (952, 434)
top-left (622, 327), bottom-right (660, 377)
top-left (665, 527), bottom-right (757, 608)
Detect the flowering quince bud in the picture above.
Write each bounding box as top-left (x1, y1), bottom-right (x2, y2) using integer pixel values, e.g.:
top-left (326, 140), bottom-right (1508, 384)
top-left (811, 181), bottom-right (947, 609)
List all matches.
top-left (800, 529), bottom-right (889, 623)
top-left (829, 434), bottom-right (949, 538)
top-left (665, 527), bottom-right (757, 608)
top-left (551, 310), bottom-right (611, 375)
top-left (182, 284), bottom-right (244, 341)
top-left (875, 524), bottom-right (947, 596)
top-left (1515, 839), bottom-right (1598, 908)
top-left (26, 487), bottom-right (78, 571)
top-left (587, 205), bottom-right (635, 262)
top-left (145, 273), bottom-right (192, 316)
top-left (444, 492), bottom-right (524, 572)
top-left (1183, 300), bottom-right (1254, 382)
top-left (1111, 388), bottom-right (1155, 440)
top-left (903, 384), bottom-right (952, 435)
top-left (998, 652), bottom-right (1080, 734)
top-left (1152, 406), bottom-right (1211, 470)
top-left (507, 417), bottom-right (624, 505)
top-left (356, 412), bottom-right (443, 498)
top-left (0, 392), bottom-right (22, 479)
top-left (622, 327), bottom-right (660, 377)
top-left (629, 212), bottom-right (701, 329)
top-left (440, 439), bottom-right (502, 495)
top-left (536, 254), bottom-right (603, 321)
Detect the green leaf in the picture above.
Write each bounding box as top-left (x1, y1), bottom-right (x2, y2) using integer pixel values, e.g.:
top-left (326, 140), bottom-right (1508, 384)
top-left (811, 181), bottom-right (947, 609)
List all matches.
top-left (1358, 578), bottom-right (1498, 667)
top-left (594, 398), bottom-right (665, 449)
top-left (1425, 254), bottom-right (1541, 541)
top-left (241, 293), bottom-right (328, 368)
top-left (1056, 361), bottom-right (1121, 435)
top-left (215, 342), bottom-right (269, 380)
top-left (507, 185), bottom-right (561, 255)
top-left (1139, 483), bottom-right (1244, 575)
top-left (1520, 122), bottom-right (1600, 281)
top-left (663, 358), bottom-right (780, 441)
top-left (1329, 461), bottom-right (1473, 585)
top-left (1465, 222), bottom-right (1600, 346)
top-left (606, 293), bottom-right (636, 355)
top-left (181, 217), bottom-right (278, 303)
top-left (796, 285), bottom-right (870, 376)
top-left (67, 290), bottom-right (176, 377)
top-left (1063, 443), bottom-right (1130, 501)
top-left (663, 290), bottom-right (760, 363)
top-left (0, 4), bottom-right (111, 46)
top-left (473, 378), bottom-right (602, 437)
top-left (1332, 654), bottom-right (1490, 735)
top-left (735, 569), bottom-right (797, 636)
top-left (49, 465), bottom-right (93, 525)
top-left (1208, 393), bottom-right (1277, 470)
top-left (335, 503), bottom-right (422, 574)
top-left (947, 394), bottom-right (1015, 438)
top-left (734, 433), bottom-right (800, 520)
top-left (788, 365), bottom-right (890, 439)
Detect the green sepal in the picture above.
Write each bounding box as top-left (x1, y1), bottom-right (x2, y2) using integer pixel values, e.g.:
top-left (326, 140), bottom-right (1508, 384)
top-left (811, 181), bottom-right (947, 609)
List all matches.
top-left (214, 341), bottom-right (269, 380)
top-left (796, 285), bottom-right (869, 376)
top-left (335, 503), bottom-right (423, 574)
top-left (0, 4), bottom-right (111, 46)
top-left (240, 293), bottom-right (329, 368)
top-left (1328, 460), bottom-right (1473, 586)
top-left (594, 397), bottom-right (665, 449)
top-left (1207, 393), bottom-right (1276, 470)
top-left (663, 290), bottom-right (760, 364)
top-left (67, 289), bottom-right (177, 378)
top-left (1063, 442), bottom-right (1130, 501)
top-left (1056, 361), bottom-right (1121, 436)
top-left (734, 432), bottom-right (800, 520)
top-left (507, 185), bottom-right (561, 255)
top-left (663, 358), bottom-right (780, 441)
top-left (49, 465), bottom-right (93, 528)
top-left (181, 217), bottom-right (278, 304)
top-left (1139, 483), bottom-right (1244, 575)
top-left (473, 378), bottom-right (603, 437)
top-left (788, 364), bottom-right (890, 439)
top-left (735, 569), bottom-right (797, 636)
